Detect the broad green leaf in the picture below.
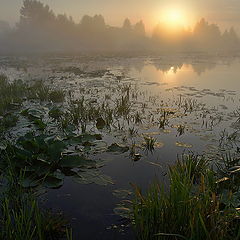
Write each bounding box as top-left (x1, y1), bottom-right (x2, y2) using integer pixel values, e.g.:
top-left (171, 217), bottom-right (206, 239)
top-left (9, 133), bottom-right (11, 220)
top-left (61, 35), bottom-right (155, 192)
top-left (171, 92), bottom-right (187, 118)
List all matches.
top-left (20, 176), bottom-right (39, 188)
top-left (96, 117), bottom-right (106, 129)
top-left (60, 154), bottom-right (94, 168)
top-left (73, 169), bottom-right (114, 186)
top-left (107, 143), bottom-right (129, 153)
top-left (44, 175), bottom-right (64, 189)
top-left (47, 140), bottom-right (66, 161)
top-left (34, 119), bottom-right (46, 130)
top-left (113, 189), bottom-right (132, 199)
top-left (27, 108), bottom-right (44, 120)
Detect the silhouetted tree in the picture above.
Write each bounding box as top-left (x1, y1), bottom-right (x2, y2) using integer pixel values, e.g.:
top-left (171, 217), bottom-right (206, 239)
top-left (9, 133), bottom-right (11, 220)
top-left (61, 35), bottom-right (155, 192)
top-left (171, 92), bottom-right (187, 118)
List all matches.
top-left (18, 0), bottom-right (55, 29)
top-left (80, 15), bottom-right (93, 30)
top-left (56, 14), bottom-right (74, 27)
top-left (93, 15), bottom-right (105, 30)
top-left (229, 27), bottom-right (239, 45)
top-left (193, 18), bottom-right (223, 50)
top-left (134, 20), bottom-right (145, 36)
top-left (122, 18), bottom-right (132, 30)
top-left (54, 13), bottom-right (77, 47)
top-left (222, 27), bottom-right (239, 49)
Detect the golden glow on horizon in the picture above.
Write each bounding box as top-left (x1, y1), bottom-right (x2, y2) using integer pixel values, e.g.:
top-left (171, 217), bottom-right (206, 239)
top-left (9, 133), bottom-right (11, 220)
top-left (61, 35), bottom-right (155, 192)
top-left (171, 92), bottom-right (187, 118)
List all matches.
top-left (162, 8), bottom-right (187, 28)
top-left (158, 6), bottom-right (194, 31)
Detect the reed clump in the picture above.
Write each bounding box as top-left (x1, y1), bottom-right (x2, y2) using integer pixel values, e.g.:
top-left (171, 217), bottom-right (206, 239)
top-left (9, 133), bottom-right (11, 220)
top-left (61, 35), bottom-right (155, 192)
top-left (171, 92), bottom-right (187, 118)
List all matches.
top-left (132, 154), bottom-right (240, 240)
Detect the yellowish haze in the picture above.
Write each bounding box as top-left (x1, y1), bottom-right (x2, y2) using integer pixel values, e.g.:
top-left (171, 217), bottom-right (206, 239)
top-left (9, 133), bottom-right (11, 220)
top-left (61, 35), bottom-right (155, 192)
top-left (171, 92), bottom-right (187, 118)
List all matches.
top-left (161, 8), bottom-right (188, 28)
top-left (1, 0), bottom-right (240, 34)
top-left (156, 5), bottom-right (196, 32)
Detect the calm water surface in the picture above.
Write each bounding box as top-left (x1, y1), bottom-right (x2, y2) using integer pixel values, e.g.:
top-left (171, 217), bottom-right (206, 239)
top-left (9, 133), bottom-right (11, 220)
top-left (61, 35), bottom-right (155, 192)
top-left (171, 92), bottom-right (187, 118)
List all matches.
top-left (1, 54), bottom-right (240, 239)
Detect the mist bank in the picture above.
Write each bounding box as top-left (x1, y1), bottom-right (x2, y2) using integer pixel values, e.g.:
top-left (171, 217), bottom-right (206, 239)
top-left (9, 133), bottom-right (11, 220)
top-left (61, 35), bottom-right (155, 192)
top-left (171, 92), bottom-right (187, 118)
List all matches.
top-left (0, 0), bottom-right (239, 54)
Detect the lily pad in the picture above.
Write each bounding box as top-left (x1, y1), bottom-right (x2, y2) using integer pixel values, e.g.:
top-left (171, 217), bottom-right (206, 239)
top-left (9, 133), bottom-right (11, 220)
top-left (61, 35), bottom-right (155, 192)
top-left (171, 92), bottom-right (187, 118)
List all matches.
top-left (60, 154), bottom-right (94, 168)
top-left (34, 119), bottom-right (46, 130)
top-left (113, 189), bottom-right (132, 199)
top-left (20, 175), bottom-right (39, 188)
top-left (26, 108), bottom-right (44, 120)
top-left (47, 140), bottom-right (66, 161)
top-left (30, 160), bottom-right (51, 176)
top-left (96, 117), bottom-right (106, 129)
top-left (49, 107), bottom-right (63, 120)
top-left (74, 169), bottom-right (114, 186)
top-left (69, 133), bottom-right (102, 145)
top-left (107, 143), bottom-right (129, 153)
top-left (113, 206), bottom-right (131, 219)
top-left (44, 176), bottom-right (64, 189)
top-left (175, 141), bottom-right (193, 148)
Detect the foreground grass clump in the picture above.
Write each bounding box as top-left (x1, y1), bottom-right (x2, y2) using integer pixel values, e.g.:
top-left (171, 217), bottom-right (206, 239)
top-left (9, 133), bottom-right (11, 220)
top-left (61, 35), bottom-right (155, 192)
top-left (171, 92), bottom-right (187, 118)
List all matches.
top-left (132, 154), bottom-right (240, 240)
top-left (0, 168), bottom-right (72, 240)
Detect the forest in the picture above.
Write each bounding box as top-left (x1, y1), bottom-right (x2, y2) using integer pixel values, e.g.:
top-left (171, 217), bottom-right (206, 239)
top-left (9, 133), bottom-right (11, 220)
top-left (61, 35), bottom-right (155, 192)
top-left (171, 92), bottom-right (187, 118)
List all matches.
top-left (0, 0), bottom-right (239, 53)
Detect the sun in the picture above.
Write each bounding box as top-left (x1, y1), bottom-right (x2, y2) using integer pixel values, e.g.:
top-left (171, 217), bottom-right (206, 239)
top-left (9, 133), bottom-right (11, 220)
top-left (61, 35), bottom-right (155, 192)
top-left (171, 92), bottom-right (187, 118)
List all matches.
top-left (161, 7), bottom-right (188, 29)
top-left (166, 9), bottom-right (183, 23)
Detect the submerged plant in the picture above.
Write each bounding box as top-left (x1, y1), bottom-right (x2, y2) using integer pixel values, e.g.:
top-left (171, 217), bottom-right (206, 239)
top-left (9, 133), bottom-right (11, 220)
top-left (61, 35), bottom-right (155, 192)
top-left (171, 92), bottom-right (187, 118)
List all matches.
top-left (143, 136), bottom-right (156, 152)
top-left (182, 98), bottom-right (199, 113)
top-left (115, 95), bottom-right (131, 118)
top-left (129, 127), bottom-right (138, 137)
top-left (159, 111), bottom-right (169, 129)
top-left (103, 107), bottom-right (114, 127)
top-left (177, 124), bottom-right (185, 136)
top-left (134, 111), bottom-right (142, 124)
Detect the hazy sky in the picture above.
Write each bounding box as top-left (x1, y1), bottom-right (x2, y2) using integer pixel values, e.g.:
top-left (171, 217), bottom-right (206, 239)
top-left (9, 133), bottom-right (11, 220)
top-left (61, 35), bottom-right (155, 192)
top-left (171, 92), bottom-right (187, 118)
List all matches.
top-left (1, 0), bottom-right (240, 33)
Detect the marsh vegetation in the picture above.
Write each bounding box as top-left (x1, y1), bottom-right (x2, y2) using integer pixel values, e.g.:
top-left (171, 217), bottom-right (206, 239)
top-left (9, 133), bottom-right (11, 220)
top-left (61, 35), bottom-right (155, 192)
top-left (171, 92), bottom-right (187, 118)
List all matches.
top-left (0, 54), bottom-right (240, 239)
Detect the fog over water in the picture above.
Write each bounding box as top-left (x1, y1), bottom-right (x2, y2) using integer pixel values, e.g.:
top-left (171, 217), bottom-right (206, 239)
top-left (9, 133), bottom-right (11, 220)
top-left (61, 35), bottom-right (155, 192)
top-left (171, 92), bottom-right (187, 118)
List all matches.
top-left (0, 0), bottom-right (239, 53)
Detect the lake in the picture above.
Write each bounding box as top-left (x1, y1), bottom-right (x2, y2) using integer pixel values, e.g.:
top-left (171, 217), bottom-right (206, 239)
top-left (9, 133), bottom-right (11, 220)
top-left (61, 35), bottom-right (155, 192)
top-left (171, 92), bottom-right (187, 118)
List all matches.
top-left (1, 53), bottom-right (240, 239)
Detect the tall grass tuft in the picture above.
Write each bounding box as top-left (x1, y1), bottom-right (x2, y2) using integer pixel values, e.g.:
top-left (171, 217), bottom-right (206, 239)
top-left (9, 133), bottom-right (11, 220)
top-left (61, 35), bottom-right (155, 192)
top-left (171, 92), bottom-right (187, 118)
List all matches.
top-left (132, 154), bottom-right (240, 240)
top-left (0, 157), bottom-right (72, 240)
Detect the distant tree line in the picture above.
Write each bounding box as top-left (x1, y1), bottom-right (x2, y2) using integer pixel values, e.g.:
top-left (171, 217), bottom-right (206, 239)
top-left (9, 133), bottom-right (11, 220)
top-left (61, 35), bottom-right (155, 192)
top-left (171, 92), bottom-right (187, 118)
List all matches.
top-left (0, 0), bottom-right (239, 53)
